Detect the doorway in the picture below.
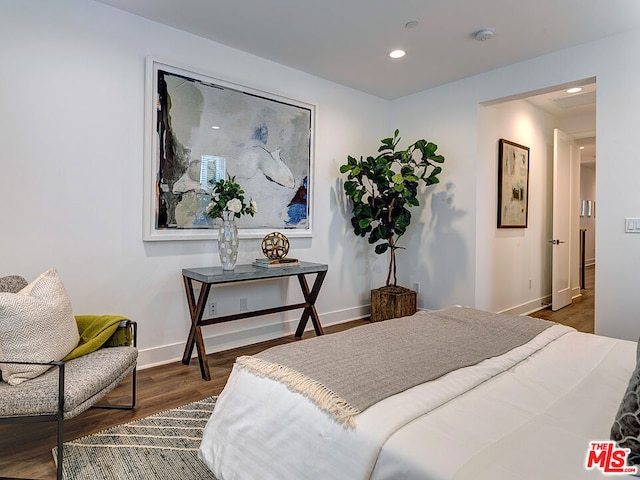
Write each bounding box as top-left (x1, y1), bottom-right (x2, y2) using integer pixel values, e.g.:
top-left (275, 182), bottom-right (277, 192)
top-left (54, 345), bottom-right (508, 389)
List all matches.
top-left (527, 81), bottom-right (596, 324)
top-left (477, 78), bottom-right (596, 320)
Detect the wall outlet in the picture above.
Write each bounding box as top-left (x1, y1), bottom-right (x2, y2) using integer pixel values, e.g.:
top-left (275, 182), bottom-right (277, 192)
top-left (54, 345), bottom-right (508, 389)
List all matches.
top-left (209, 302), bottom-right (216, 316)
top-left (240, 297), bottom-right (248, 311)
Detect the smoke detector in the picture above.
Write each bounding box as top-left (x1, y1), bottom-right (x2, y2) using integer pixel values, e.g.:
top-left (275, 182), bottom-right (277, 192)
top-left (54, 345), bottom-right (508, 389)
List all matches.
top-left (474, 28), bottom-right (494, 41)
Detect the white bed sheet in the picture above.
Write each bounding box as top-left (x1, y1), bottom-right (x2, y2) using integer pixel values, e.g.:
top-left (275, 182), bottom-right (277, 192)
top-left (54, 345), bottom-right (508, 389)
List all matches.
top-left (199, 325), bottom-right (637, 480)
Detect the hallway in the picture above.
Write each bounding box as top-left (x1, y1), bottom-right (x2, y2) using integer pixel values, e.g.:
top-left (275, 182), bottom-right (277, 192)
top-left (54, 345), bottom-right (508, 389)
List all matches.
top-left (528, 265), bottom-right (594, 333)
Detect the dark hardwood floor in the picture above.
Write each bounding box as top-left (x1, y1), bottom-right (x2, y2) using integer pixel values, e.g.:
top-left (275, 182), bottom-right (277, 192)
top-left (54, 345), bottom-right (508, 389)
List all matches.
top-left (0, 319), bottom-right (369, 480)
top-left (528, 264), bottom-right (595, 333)
top-left (0, 268), bottom-right (595, 479)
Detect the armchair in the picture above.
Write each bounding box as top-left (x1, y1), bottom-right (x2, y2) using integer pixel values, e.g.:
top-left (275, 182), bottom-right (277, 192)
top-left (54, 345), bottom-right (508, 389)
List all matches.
top-left (0, 274), bottom-right (138, 480)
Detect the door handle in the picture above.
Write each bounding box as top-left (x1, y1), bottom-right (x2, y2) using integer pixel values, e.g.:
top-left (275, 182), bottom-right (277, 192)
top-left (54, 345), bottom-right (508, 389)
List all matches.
top-left (548, 239), bottom-right (566, 245)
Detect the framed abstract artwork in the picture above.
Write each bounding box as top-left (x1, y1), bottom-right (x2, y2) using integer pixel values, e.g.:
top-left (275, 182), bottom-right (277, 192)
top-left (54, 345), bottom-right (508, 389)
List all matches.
top-left (143, 58), bottom-right (315, 241)
top-left (497, 139), bottom-right (530, 228)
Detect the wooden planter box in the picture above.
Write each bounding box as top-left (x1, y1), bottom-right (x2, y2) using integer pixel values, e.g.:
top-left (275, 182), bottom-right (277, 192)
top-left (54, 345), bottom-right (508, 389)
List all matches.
top-left (370, 286), bottom-right (417, 322)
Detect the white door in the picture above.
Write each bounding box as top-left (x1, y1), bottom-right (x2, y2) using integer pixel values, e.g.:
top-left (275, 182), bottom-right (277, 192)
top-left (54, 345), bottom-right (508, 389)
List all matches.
top-left (551, 128), bottom-right (575, 311)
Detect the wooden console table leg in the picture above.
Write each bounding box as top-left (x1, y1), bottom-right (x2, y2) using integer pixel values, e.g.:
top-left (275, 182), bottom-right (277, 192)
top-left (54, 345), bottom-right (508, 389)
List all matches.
top-left (181, 277), bottom-right (212, 381)
top-left (295, 270), bottom-right (327, 338)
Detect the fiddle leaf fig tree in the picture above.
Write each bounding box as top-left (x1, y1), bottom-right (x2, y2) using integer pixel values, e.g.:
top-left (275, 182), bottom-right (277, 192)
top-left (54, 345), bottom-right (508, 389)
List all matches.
top-left (340, 130), bottom-right (445, 287)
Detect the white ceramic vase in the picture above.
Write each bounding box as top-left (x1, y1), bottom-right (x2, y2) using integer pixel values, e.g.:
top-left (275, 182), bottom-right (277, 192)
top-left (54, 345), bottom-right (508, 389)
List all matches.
top-left (218, 212), bottom-right (238, 270)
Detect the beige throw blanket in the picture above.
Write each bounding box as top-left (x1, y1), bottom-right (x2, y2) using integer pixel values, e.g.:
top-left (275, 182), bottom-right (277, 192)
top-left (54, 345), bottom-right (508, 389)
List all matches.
top-left (236, 306), bottom-right (554, 427)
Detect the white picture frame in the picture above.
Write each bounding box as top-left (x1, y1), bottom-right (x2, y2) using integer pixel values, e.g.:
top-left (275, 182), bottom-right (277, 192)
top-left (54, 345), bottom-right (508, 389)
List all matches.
top-left (143, 58), bottom-right (315, 241)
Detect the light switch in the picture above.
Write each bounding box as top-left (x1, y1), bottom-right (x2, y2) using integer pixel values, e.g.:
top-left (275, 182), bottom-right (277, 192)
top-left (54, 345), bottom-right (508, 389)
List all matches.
top-left (626, 218), bottom-right (640, 233)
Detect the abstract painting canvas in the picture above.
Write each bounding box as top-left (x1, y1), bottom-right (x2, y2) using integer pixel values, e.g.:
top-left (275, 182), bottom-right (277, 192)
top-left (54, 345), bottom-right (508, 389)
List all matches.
top-left (143, 59), bottom-right (314, 241)
top-left (497, 139), bottom-right (529, 228)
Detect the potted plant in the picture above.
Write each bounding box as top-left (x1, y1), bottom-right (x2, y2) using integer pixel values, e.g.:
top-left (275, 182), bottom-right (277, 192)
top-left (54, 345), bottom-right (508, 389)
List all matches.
top-left (339, 130), bottom-right (445, 321)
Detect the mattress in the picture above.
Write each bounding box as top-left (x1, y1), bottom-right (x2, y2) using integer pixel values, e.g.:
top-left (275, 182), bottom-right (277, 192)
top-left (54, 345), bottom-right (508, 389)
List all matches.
top-left (199, 317), bottom-right (636, 479)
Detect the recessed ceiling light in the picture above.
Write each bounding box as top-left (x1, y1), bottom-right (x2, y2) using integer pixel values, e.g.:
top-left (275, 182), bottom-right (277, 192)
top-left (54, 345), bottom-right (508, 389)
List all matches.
top-left (566, 87), bottom-right (583, 94)
top-left (389, 49), bottom-right (406, 59)
top-left (405, 21), bottom-right (419, 29)
top-left (211, 125), bottom-right (220, 129)
top-left (579, 146), bottom-right (585, 150)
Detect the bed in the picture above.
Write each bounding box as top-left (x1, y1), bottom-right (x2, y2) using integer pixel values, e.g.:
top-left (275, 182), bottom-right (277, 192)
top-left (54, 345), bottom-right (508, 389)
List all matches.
top-left (199, 306), bottom-right (640, 479)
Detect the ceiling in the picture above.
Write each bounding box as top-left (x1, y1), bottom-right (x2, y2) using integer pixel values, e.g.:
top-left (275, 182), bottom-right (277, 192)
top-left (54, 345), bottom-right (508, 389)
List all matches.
top-left (96, 0), bottom-right (640, 100)
top-left (526, 82), bottom-right (596, 121)
top-left (525, 82), bottom-right (597, 165)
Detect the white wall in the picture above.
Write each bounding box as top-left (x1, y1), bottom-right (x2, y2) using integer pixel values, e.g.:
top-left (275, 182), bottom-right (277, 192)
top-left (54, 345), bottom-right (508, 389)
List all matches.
top-left (388, 82), bottom-right (479, 310)
top-left (391, 29), bottom-right (640, 341)
top-left (391, 95), bottom-right (576, 315)
top-left (0, 0), bottom-right (389, 367)
top-left (476, 100), bottom-right (556, 314)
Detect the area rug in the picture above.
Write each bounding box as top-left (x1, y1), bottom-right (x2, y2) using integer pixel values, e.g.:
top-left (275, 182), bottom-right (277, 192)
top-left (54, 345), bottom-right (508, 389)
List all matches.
top-left (53, 396), bottom-right (218, 479)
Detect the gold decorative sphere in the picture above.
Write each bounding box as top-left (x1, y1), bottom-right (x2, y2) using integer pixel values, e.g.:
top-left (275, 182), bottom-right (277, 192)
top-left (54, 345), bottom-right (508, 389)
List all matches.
top-left (261, 232), bottom-right (289, 259)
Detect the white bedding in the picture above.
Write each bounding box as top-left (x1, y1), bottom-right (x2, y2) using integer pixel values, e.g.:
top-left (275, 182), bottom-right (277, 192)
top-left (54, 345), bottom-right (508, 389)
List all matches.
top-left (199, 324), bottom-right (637, 479)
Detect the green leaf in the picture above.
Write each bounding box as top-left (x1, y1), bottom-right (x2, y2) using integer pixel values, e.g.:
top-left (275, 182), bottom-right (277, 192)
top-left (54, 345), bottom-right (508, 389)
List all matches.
top-left (339, 164), bottom-right (351, 174)
top-left (407, 195), bottom-right (420, 207)
top-left (404, 174), bottom-right (419, 182)
top-left (413, 139), bottom-right (426, 150)
top-left (344, 180), bottom-right (357, 196)
top-left (396, 209), bottom-right (411, 228)
top-left (369, 223), bottom-right (388, 244)
top-left (358, 218), bottom-right (372, 229)
top-left (391, 173), bottom-right (404, 184)
top-left (375, 243), bottom-right (389, 255)
top-left (376, 156), bottom-right (389, 167)
top-left (368, 231), bottom-right (380, 244)
top-left (379, 137), bottom-right (394, 152)
top-left (394, 182), bottom-right (404, 192)
top-left (430, 154), bottom-right (445, 164)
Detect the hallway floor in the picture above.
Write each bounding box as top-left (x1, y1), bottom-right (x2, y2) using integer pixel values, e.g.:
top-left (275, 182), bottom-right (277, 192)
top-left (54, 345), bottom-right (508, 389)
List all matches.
top-left (528, 265), bottom-right (594, 333)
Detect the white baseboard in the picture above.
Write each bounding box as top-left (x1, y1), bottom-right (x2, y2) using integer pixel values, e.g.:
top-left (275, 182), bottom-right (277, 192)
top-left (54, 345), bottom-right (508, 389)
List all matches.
top-left (498, 295), bottom-right (552, 316)
top-left (500, 288), bottom-right (583, 317)
top-left (138, 304), bottom-right (371, 370)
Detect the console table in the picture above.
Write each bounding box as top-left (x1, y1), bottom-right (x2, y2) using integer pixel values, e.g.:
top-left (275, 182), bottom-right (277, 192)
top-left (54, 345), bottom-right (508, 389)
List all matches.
top-left (181, 261), bottom-right (328, 380)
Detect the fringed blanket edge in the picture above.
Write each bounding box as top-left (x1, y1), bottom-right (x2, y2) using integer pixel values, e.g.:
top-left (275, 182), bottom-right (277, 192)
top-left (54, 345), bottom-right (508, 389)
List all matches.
top-left (235, 355), bottom-right (360, 428)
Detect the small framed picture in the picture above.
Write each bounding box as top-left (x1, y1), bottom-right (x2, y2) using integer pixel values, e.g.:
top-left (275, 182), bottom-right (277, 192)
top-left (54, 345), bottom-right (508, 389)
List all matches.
top-left (497, 139), bottom-right (530, 228)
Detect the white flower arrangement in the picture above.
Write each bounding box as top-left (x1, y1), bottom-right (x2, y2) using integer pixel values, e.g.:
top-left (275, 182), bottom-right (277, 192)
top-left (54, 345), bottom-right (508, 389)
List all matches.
top-left (205, 177), bottom-right (257, 220)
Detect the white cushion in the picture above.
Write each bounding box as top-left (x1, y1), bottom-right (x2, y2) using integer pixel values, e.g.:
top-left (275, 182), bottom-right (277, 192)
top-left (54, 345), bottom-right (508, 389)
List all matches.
top-left (0, 268), bottom-right (80, 385)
